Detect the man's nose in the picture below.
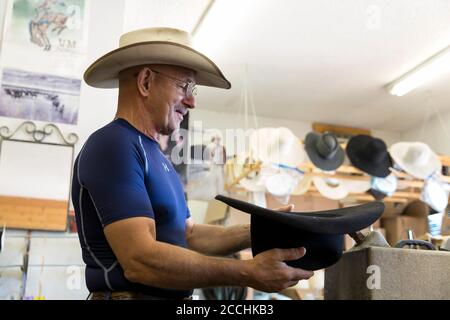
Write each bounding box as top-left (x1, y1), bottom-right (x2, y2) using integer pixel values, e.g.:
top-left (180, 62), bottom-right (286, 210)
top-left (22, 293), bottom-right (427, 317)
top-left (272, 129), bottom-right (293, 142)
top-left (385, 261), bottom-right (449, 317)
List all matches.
top-left (182, 94), bottom-right (196, 109)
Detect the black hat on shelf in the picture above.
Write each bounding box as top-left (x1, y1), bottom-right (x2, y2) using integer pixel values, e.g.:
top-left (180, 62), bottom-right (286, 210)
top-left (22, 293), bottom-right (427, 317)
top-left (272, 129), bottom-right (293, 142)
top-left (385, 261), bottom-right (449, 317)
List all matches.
top-left (346, 135), bottom-right (393, 178)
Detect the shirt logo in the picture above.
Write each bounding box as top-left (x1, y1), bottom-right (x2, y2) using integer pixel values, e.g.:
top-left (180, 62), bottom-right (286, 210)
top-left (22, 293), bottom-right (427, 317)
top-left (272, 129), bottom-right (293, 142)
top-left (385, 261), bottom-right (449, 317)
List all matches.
top-left (162, 162), bottom-right (170, 172)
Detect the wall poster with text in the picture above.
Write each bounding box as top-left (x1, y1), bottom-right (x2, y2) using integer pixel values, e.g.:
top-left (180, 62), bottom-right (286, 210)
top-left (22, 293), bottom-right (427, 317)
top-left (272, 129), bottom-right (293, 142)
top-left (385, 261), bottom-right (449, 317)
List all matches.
top-left (0, 0), bottom-right (89, 125)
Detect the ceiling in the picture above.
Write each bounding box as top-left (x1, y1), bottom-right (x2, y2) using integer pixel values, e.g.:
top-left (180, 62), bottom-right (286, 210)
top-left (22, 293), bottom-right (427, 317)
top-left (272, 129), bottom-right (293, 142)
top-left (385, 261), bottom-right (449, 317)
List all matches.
top-left (124, 0), bottom-right (450, 133)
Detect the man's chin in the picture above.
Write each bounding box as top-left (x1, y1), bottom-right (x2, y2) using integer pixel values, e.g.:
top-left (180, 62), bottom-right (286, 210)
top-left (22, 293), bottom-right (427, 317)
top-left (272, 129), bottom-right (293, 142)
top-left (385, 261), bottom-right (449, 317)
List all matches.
top-left (164, 124), bottom-right (179, 136)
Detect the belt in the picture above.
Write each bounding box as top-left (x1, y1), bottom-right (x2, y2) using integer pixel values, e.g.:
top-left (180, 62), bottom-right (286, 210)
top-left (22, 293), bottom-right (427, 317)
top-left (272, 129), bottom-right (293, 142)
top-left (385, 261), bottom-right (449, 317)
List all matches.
top-left (90, 290), bottom-right (193, 300)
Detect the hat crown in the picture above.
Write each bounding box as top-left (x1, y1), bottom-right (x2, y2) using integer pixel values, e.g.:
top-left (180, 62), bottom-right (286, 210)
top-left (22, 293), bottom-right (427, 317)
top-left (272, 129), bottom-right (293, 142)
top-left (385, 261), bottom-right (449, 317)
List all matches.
top-left (316, 133), bottom-right (338, 159)
top-left (363, 138), bottom-right (388, 163)
top-left (404, 143), bottom-right (431, 166)
top-left (119, 27), bottom-right (193, 48)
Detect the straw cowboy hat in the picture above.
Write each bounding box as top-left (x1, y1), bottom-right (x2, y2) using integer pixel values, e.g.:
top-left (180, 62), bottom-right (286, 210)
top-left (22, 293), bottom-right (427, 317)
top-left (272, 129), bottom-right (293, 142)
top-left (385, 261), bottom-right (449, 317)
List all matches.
top-left (312, 169), bottom-right (349, 200)
top-left (84, 27), bottom-right (231, 89)
top-left (421, 174), bottom-right (449, 212)
top-left (264, 170), bottom-right (301, 203)
top-left (367, 174), bottom-right (398, 201)
top-left (249, 127), bottom-right (305, 168)
top-left (291, 175), bottom-right (313, 195)
top-left (215, 194), bottom-right (384, 271)
top-left (390, 142), bottom-right (442, 180)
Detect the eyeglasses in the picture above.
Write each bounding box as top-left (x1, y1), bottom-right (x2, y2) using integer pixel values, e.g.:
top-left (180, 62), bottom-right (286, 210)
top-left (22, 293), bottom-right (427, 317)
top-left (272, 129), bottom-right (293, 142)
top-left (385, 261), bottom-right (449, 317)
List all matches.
top-left (150, 69), bottom-right (197, 98)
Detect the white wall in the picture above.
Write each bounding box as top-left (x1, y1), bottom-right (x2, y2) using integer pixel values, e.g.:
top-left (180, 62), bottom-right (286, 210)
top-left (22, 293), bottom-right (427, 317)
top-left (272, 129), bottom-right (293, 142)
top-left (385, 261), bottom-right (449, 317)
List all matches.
top-left (0, 0), bottom-right (125, 202)
top-left (189, 108), bottom-right (401, 149)
top-left (401, 111), bottom-right (450, 155)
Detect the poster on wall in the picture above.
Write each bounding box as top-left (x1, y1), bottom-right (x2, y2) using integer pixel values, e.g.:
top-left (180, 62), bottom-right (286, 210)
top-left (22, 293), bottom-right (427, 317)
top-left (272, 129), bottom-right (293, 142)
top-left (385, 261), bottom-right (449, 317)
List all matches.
top-left (0, 0), bottom-right (89, 125)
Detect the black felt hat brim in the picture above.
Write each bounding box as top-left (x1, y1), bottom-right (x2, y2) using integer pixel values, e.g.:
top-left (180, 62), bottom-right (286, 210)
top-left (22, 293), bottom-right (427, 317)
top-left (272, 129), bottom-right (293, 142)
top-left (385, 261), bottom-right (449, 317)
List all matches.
top-left (305, 133), bottom-right (345, 171)
top-left (215, 195), bottom-right (385, 271)
top-left (215, 195), bottom-right (384, 234)
top-left (346, 135), bottom-right (392, 178)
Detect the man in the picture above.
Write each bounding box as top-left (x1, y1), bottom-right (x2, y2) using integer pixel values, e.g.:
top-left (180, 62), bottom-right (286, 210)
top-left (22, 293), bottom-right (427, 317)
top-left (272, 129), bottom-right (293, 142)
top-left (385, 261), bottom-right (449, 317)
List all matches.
top-left (72, 27), bottom-right (313, 300)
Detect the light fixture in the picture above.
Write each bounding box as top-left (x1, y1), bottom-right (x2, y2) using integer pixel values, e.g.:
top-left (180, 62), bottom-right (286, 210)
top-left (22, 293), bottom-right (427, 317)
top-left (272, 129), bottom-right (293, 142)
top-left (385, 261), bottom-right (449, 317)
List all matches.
top-left (387, 45), bottom-right (450, 97)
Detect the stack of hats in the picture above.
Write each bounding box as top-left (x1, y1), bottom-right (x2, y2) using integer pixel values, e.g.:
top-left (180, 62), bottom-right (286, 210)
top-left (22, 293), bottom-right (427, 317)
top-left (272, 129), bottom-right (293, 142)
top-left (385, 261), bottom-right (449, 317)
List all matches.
top-left (232, 126), bottom-right (448, 210)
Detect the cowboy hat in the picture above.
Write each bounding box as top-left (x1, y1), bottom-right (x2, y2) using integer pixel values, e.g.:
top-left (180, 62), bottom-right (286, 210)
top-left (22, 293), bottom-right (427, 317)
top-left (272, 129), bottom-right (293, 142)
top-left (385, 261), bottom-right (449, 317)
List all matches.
top-left (264, 170), bottom-right (301, 204)
top-left (389, 142), bottom-right (442, 180)
top-left (215, 194), bottom-right (384, 271)
top-left (312, 169), bottom-right (349, 200)
top-left (339, 176), bottom-right (371, 194)
top-left (291, 175), bottom-right (313, 195)
top-left (367, 174), bottom-right (398, 200)
top-left (304, 132), bottom-right (345, 171)
top-left (421, 175), bottom-right (449, 212)
top-left (84, 27), bottom-right (231, 89)
top-left (346, 135), bottom-right (393, 178)
top-left (249, 127), bottom-right (305, 168)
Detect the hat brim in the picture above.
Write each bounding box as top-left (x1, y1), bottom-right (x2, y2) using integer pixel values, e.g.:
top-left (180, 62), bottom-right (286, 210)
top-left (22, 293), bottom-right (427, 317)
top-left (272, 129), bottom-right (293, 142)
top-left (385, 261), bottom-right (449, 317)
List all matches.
top-left (390, 143), bottom-right (442, 179)
top-left (346, 135), bottom-right (392, 178)
top-left (84, 41), bottom-right (231, 89)
top-left (339, 177), bottom-right (371, 193)
top-left (312, 177), bottom-right (349, 200)
top-left (216, 194), bottom-right (384, 270)
top-left (215, 195), bottom-right (384, 234)
top-left (305, 133), bottom-right (345, 171)
top-left (291, 175), bottom-right (312, 195)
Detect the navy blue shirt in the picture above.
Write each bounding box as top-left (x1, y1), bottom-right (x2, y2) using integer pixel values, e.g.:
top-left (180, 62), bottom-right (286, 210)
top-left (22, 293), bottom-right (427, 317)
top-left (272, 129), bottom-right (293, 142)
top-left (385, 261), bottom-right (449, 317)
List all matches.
top-left (72, 118), bottom-right (192, 298)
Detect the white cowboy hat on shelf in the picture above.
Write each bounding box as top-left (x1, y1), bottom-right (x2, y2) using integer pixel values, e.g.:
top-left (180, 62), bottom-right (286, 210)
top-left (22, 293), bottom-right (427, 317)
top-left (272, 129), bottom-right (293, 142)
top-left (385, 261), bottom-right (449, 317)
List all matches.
top-left (421, 174), bottom-right (449, 213)
top-left (389, 142), bottom-right (442, 180)
top-left (339, 175), bottom-right (371, 194)
top-left (264, 169), bottom-right (301, 204)
top-left (265, 171), bottom-right (298, 197)
top-left (312, 169), bottom-right (349, 200)
top-left (84, 27), bottom-right (230, 89)
top-left (239, 162), bottom-right (278, 193)
top-left (367, 174), bottom-right (398, 201)
top-left (249, 127), bottom-right (306, 169)
top-left (291, 174), bottom-right (313, 195)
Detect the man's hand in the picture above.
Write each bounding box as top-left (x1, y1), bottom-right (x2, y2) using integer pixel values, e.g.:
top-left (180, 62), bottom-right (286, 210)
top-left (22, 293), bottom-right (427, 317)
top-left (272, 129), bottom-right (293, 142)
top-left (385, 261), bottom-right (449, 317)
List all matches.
top-left (246, 247), bottom-right (314, 292)
top-left (244, 203), bottom-right (314, 293)
top-left (275, 204), bottom-right (295, 212)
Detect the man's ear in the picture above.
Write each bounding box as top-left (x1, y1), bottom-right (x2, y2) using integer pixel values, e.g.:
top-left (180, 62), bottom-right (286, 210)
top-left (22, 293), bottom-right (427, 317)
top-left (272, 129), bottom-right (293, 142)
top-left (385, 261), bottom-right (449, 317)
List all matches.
top-left (137, 67), bottom-right (152, 97)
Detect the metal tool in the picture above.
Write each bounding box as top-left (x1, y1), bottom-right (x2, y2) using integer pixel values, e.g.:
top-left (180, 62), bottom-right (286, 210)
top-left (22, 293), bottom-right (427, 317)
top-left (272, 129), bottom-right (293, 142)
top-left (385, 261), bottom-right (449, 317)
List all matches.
top-left (347, 229), bottom-right (390, 251)
top-left (394, 229), bottom-right (437, 250)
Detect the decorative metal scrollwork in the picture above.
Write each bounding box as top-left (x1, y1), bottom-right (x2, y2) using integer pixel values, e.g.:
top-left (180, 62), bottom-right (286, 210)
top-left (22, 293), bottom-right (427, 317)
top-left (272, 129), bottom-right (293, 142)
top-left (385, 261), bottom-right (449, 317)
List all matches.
top-left (0, 121), bottom-right (78, 146)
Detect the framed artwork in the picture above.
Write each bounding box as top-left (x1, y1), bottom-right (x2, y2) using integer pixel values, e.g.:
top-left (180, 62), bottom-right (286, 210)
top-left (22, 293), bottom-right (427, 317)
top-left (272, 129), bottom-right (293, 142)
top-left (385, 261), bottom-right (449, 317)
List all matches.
top-left (0, 0), bottom-right (89, 124)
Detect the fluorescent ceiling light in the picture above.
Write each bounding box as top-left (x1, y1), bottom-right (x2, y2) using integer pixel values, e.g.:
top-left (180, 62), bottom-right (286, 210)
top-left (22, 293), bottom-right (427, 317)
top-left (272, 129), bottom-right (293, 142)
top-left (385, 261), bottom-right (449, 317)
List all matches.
top-left (387, 45), bottom-right (450, 97)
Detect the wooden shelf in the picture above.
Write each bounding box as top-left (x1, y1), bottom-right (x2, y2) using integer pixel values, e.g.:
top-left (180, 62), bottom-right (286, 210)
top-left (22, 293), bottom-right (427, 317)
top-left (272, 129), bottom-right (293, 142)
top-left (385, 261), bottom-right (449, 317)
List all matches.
top-left (224, 158), bottom-right (450, 204)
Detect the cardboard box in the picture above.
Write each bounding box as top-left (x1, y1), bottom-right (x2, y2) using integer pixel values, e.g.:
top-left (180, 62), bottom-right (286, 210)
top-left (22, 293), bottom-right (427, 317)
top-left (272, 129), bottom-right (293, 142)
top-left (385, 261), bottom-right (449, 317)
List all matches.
top-left (381, 216), bottom-right (428, 246)
top-left (381, 202), bottom-right (406, 218)
top-left (442, 212), bottom-right (450, 236)
top-left (325, 247), bottom-right (450, 299)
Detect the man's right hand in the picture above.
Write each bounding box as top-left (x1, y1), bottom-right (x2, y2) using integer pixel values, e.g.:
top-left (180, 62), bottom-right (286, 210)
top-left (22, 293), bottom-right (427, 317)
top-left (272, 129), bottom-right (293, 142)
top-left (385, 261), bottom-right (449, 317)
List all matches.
top-left (245, 247), bottom-right (314, 293)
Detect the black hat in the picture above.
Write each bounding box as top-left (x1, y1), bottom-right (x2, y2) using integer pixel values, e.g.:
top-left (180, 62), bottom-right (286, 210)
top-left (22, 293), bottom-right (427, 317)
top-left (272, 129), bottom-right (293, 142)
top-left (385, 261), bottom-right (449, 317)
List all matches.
top-left (305, 132), bottom-right (345, 171)
top-left (215, 195), bottom-right (384, 271)
top-left (346, 135), bottom-right (392, 178)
